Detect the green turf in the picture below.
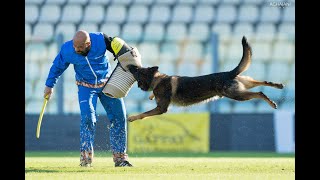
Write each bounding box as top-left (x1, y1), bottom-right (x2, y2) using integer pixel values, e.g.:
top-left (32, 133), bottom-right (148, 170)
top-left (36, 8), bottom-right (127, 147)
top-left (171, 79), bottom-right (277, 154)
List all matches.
top-left (25, 151), bottom-right (295, 180)
top-left (25, 151), bottom-right (295, 158)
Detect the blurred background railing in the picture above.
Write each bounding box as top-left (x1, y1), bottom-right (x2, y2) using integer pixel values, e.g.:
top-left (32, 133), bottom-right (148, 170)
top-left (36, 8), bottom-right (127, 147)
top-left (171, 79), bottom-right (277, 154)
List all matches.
top-left (25, 0), bottom-right (295, 115)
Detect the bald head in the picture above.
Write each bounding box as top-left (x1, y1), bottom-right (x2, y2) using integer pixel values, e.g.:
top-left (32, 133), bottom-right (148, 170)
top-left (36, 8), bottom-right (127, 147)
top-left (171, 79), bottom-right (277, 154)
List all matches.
top-left (73, 30), bottom-right (91, 56)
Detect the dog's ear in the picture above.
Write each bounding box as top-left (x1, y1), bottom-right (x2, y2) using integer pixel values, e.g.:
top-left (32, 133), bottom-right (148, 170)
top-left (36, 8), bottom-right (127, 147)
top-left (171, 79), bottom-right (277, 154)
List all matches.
top-left (150, 66), bottom-right (159, 72)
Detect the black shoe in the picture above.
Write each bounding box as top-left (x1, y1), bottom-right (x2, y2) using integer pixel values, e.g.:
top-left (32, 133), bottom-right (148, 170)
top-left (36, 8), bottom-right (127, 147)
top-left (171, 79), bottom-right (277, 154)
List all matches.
top-left (115, 160), bottom-right (133, 167)
top-left (79, 162), bottom-right (92, 167)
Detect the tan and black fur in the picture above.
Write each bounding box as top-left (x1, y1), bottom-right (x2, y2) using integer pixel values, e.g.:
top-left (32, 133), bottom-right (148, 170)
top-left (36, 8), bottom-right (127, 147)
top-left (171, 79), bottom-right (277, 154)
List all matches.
top-left (126, 36), bottom-right (284, 122)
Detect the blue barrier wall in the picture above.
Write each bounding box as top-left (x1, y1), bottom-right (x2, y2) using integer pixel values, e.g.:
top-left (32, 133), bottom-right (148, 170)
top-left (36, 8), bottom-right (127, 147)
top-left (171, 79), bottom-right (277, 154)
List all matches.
top-left (25, 113), bottom-right (289, 152)
top-left (25, 114), bottom-right (111, 151)
top-left (210, 113), bottom-right (275, 151)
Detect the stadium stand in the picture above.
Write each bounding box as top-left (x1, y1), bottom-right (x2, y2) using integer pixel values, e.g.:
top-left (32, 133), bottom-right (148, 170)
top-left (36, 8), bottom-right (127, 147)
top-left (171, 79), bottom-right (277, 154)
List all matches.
top-left (32, 23), bottom-right (55, 41)
top-left (104, 5), bottom-right (127, 24)
top-left (139, 42), bottom-right (160, 63)
top-left (89, 0), bottom-right (111, 5)
top-left (68, 0), bottom-right (88, 5)
top-left (149, 5), bottom-right (171, 23)
top-left (188, 23), bottom-right (210, 42)
top-left (37, 4), bottom-right (61, 24)
top-left (143, 23), bottom-right (165, 42)
top-left (127, 5), bottom-right (149, 24)
top-left (176, 62), bottom-right (199, 77)
top-left (55, 23), bottom-right (76, 41)
top-left (121, 23), bottom-right (143, 42)
top-left (25, 5), bottom-right (39, 25)
top-left (25, 23), bottom-right (32, 40)
top-left (165, 23), bottom-right (188, 42)
top-left (60, 4), bottom-right (83, 25)
top-left (259, 6), bottom-right (281, 24)
top-left (45, 0), bottom-right (67, 6)
top-left (78, 22), bottom-right (99, 32)
top-left (82, 4), bottom-right (105, 24)
top-left (233, 22), bottom-right (254, 36)
top-left (250, 41), bottom-right (272, 62)
top-left (278, 22), bottom-right (295, 37)
top-left (153, 0), bottom-right (177, 5)
top-left (134, 0), bottom-right (155, 5)
top-left (25, 0), bottom-right (295, 114)
top-left (171, 5), bottom-right (193, 23)
top-left (100, 23), bottom-right (121, 37)
top-left (160, 42), bottom-right (180, 63)
top-left (237, 4), bottom-right (259, 23)
top-left (193, 6), bottom-right (215, 23)
top-left (282, 6), bottom-right (295, 23)
top-left (242, 62), bottom-right (266, 80)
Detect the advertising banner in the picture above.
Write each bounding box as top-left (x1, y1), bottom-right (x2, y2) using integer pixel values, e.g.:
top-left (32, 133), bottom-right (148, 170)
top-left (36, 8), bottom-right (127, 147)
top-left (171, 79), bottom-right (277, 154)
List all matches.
top-left (128, 113), bottom-right (209, 152)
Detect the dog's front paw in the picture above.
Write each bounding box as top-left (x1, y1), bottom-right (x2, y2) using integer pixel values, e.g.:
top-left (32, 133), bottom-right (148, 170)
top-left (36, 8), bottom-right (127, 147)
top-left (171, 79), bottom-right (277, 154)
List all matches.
top-left (277, 84), bottom-right (285, 89)
top-left (271, 101), bottom-right (278, 109)
top-left (127, 115), bottom-right (138, 122)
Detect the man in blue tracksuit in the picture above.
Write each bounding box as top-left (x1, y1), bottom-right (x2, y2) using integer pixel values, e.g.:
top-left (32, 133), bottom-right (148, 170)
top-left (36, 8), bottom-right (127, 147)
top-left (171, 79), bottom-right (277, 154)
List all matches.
top-left (43, 30), bottom-right (133, 167)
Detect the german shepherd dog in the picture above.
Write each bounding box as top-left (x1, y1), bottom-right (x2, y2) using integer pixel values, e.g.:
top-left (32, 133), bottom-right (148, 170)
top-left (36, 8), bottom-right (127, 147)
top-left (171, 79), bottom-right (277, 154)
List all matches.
top-left (126, 36), bottom-right (284, 122)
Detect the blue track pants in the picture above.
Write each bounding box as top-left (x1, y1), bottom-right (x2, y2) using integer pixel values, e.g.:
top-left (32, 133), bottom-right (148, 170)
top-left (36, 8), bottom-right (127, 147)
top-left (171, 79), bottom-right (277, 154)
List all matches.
top-left (78, 85), bottom-right (127, 154)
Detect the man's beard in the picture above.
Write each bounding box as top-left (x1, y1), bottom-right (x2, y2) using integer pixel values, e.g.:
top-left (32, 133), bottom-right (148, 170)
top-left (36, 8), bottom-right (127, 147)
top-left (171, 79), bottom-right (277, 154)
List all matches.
top-left (77, 46), bottom-right (90, 56)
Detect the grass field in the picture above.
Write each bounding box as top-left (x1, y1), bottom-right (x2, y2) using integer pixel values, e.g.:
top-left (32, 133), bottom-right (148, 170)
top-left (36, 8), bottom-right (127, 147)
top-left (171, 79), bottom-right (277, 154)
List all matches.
top-left (25, 151), bottom-right (295, 180)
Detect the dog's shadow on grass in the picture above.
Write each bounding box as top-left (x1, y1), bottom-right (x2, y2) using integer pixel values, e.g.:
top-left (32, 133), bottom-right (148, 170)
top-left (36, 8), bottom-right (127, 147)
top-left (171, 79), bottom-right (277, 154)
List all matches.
top-left (26, 167), bottom-right (99, 173)
top-left (25, 168), bottom-right (59, 173)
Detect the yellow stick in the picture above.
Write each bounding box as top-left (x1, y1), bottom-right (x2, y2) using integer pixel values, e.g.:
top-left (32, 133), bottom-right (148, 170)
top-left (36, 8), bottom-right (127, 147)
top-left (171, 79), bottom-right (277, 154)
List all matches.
top-left (36, 95), bottom-right (49, 139)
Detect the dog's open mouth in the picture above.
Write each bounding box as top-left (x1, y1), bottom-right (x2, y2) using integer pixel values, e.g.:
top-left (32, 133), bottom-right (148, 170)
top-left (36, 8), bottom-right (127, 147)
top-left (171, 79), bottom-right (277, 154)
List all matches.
top-left (137, 80), bottom-right (149, 91)
top-left (137, 81), bottom-right (143, 89)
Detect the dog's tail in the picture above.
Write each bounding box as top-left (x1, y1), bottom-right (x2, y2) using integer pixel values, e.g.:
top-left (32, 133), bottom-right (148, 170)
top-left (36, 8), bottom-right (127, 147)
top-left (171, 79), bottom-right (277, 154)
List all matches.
top-left (229, 36), bottom-right (252, 77)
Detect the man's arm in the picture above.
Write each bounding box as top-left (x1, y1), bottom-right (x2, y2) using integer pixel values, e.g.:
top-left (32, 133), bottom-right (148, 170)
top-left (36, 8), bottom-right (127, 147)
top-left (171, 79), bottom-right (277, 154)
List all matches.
top-left (103, 33), bottom-right (131, 58)
top-left (103, 33), bottom-right (116, 56)
top-left (44, 51), bottom-right (70, 99)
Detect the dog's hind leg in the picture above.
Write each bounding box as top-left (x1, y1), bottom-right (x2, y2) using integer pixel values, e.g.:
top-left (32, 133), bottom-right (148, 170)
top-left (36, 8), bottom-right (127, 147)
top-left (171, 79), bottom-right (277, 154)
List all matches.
top-left (229, 91), bottom-right (278, 109)
top-left (236, 75), bottom-right (284, 89)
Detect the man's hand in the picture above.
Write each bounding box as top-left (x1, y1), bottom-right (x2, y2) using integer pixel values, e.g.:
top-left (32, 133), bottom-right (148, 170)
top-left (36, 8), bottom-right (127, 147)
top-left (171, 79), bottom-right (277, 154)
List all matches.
top-left (44, 86), bottom-right (53, 100)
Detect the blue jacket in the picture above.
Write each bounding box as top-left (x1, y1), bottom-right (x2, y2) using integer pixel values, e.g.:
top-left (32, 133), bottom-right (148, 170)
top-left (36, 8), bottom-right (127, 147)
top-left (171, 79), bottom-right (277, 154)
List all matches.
top-left (45, 32), bottom-right (110, 88)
